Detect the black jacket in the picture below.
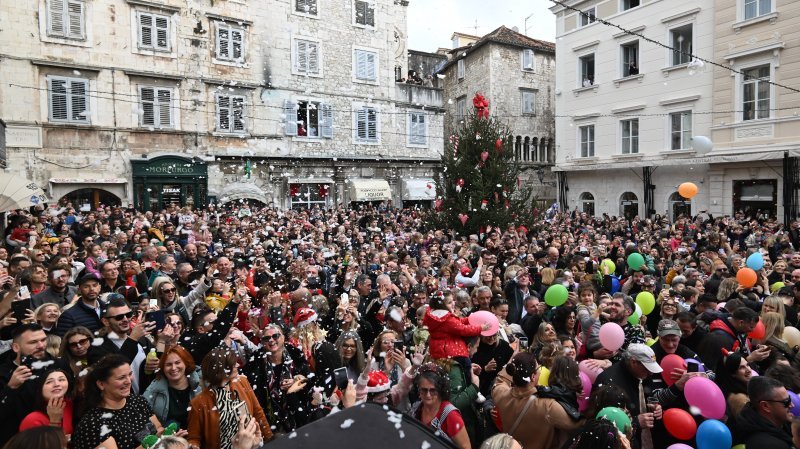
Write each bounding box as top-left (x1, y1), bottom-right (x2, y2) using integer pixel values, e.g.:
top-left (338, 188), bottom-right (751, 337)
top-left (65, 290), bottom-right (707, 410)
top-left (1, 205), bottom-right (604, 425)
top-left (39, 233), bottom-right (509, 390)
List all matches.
top-left (54, 300), bottom-right (104, 336)
top-left (730, 404), bottom-right (795, 449)
top-left (183, 299), bottom-right (239, 365)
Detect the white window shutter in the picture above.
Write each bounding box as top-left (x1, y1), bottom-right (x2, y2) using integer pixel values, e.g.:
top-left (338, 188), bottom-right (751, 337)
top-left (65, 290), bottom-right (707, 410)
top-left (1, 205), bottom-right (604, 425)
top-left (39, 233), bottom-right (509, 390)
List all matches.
top-left (523, 49), bottom-right (534, 70)
top-left (367, 109), bottom-right (377, 140)
top-left (69, 79), bottom-right (88, 122)
top-left (141, 87), bottom-right (155, 125)
top-left (320, 103), bottom-right (333, 138)
top-left (139, 13), bottom-right (153, 48)
top-left (366, 2), bottom-right (375, 26)
top-left (308, 42), bottom-right (319, 73)
top-left (217, 26), bottom-right (229, 59)
top-left (48, 0), bottom-right (65, 36)
top-left (66, 0), bottom-right (84, 39)
top-left (355, 50), bottom-right (366, 79)
top-left (356, 109), bottom-right (367, 139)
top-left (232, 96), bottom-right (245, 132)
top-left (232, 29), bottom-right (243, 61)
top-left (283, 99), bottom-right (298, 136)
top-left (296, 40), bottom-right (307, 72)
top-left (218, 95), bottom-right (231, 131)
top-left (457, 59), bottom-right (465, 79)
top-left (366, 52), bottom-right (376, 80)
top-left (157, 89), bottom-right (172, 127)
top-left (49, 78), bottom-right (68, 120)
top-left (155, 15), bottom-right (169, 50)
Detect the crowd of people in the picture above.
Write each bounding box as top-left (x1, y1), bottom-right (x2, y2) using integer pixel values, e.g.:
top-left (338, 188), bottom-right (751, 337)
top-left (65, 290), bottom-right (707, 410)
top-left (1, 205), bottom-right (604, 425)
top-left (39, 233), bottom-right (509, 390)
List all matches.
top-left (0, 201), bottom-right (799, 449)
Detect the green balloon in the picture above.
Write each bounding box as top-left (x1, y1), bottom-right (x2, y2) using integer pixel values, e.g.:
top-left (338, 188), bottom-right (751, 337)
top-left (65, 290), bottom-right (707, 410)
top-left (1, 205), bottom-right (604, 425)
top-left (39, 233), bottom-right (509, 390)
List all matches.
top-left (627, 252), bottom-right (645, 270)
top-left (628, 303), bottom-right (642, 325)
top-left (732, 445), bottom-right (745, 449)
top-left (597, 406), bottom-right (632, 433)
top-left (600, 259), bottom-right (616, 274)
top-left (545, 284), bottom-right (569, 307)
top-left (636, 292), bottom-right (656, 315)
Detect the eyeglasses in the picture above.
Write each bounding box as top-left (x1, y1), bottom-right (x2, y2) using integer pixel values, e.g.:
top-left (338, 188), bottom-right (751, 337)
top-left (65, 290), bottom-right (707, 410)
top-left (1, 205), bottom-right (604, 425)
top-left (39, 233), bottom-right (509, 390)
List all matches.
top-left (69, 337), bottom-right (90, 348)
top-left (418, 387), bottom-right (438, 396)
top-left (762, 397), bottom-right (792, 408)
top-left (716, 268), bottom-right (728, 272)
top-left (263, 333), bottom-right (282, 341)
top-left (107, 311), bottom-right (134, 321)
top-left (161, 288), bottom-right (176, 294)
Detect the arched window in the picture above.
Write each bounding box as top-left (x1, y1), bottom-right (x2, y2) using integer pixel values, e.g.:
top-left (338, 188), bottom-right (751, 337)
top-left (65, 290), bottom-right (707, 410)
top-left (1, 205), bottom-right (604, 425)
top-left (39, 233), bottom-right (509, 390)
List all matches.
top-left (547, 139), bottom-right (554, 163)
top-left (619, 192), bottom-right (639, 219)
top-left (579, 192), bottom-right (595, 215)
top-left (668, 191), bottom-right (692, 222)
top-left (515, 136), bottom-right (522, 160)
top-left (523, 137), bottom-right (530, 161)
top-left (531, 137), bottom-right (539, 161)
top-left (539, 138), bottom-right (547, 162)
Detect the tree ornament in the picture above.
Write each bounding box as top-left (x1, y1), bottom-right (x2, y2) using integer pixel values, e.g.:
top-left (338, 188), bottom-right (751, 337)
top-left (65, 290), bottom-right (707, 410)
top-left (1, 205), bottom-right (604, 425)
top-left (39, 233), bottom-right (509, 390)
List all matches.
top-left (434, 199), bottom-right (443, 210)
top-left (458, 214), bottom-right (469, 226)
top-left (481, 151), bottom-right (489, 162)
top-left (475, 133), bottom-right (482, 140)
top-left (495, 138), bottom-right (503, 151)
top-left (455, 185), bottom-right (462, 193)
top-left (481, 200), bottom-right (488, 210)
top-left (457, 178), bottom-right (465, 187)
top-left (472, 93), bottom-right (490, 119)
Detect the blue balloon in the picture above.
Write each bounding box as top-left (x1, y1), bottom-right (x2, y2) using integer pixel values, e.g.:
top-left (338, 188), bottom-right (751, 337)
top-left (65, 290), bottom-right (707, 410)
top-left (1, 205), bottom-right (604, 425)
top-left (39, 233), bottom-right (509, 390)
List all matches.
top-left (610, 276), bottom-right (621, 294)
top-left (746, 252), bottom-right (764, 271)
top-left (696, 419), bottom-right (731, 449)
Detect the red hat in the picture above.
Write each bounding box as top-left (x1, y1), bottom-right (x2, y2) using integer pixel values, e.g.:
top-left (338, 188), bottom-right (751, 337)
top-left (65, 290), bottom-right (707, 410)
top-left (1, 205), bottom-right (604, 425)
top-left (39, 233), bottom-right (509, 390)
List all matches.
top-left (366, 371), bottom-right (391, 394)
top-left (460, 266), bottom-right (471, 276)
top-left (294, 307), bottom-right (318, 328)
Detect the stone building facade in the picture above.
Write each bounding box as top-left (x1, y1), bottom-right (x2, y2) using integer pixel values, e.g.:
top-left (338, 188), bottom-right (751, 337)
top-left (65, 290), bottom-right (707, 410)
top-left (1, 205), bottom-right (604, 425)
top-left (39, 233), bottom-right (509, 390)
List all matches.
top-left (0, 0), bottom-right (444, 211)
top-left (439, 26), bottom-right (557, 205)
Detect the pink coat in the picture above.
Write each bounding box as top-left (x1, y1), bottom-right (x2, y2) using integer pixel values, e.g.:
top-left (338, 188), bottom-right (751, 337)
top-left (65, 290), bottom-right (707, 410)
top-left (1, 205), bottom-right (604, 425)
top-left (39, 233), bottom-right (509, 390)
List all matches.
top-left (423, 308), bottom-right (482, 359)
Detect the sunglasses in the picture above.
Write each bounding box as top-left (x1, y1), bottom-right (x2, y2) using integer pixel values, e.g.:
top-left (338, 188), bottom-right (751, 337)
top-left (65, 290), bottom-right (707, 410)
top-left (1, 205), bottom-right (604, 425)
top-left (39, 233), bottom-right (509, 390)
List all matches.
top-left (763, 397), bottom-right (792, 408)
top-left (161, 288), bottom-right (176, 294)
top-left (69, 337), bottom-right (90, 348)
top-left (107, 311), bottom-right (134, 321)
top-left (418, 387), bottom-right (438, 396)
top-left (716, 268), bottom-right (728, 272)
top-left (263, 333), bottom-right (282, 341)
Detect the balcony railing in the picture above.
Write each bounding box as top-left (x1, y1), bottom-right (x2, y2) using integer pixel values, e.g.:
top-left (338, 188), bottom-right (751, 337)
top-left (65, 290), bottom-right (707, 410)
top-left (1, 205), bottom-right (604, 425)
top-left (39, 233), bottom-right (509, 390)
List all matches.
top-left (395, 83), bottom-right (443, 108)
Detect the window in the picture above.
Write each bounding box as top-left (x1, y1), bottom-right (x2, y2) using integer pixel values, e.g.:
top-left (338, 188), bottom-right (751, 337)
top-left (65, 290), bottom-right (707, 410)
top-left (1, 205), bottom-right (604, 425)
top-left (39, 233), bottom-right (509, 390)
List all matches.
top-left (354, 1), bottom-right (375, 27)
top-left (216, 94), bottom-right (245, 134)
top-left (579, 192), bottom-right (595, 215)
top-left (47, 0), bottom-right (85, 40)
top-left (744, 0), bottom-right (771, 20)
top-left (522, 49), bottom-right (535, 71)
top-left (670, 111), bottom-right (692, 150)
top-left (294, 39), bottom-right (320, 75)
top-left (354, 49), bottom-right (377, 81)
top-left (621, 0), bottom-right (640, 11)
top-left (742, 65), bottom-right (770, 121)
top-left (137, 12), bottom-right (170, 51)
top-left (580, 7), bottom-right (597, 26)
top-left (620, 192), bottom-right (639, 219)
top-left (355, 106), bottom-right (378, 142)
top-left (670, 24), bottom-right (692, 66)
top-left (457, 59), bottom-right (465, 80)
top-left (621, 119), bottom-right (639, 154)
top-left (48, 76), bottom-right (89, 123)
top-left (579, 125), bottom-right (595, 157)
top-left (139, 87), bottom-right (172, 128)
top-left (296, 0), bottom-right (318, 15)
top-left (408, 112), bottom-right (427, 146)
top-left (521, 90), bottom-right (536, 115)
top-left (216, 23), bottom-right (245, 63)
top-left (621, 41), bottom-right (639, 77)
top-left (283, 100), bottom-right (332, 138)
top-left (580, 54), bottom-right (595, 86)
top-left (456, 96), bottom-right (466, 121)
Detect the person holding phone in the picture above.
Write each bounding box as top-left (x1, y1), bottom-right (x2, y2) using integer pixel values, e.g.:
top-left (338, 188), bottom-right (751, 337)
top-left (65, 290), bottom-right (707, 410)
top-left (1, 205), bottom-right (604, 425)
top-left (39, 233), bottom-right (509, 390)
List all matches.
top-left (151, 271), bottom-right (212, 329)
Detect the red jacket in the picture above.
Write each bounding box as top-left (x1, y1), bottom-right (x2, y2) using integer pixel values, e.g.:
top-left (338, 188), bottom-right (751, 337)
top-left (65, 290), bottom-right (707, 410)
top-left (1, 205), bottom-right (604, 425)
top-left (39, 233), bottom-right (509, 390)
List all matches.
top-left (424, 308), bottom-right (483, 359)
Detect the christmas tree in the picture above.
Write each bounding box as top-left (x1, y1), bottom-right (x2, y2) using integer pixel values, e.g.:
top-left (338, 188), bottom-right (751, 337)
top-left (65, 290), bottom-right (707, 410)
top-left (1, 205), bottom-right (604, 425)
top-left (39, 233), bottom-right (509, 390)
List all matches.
top-left (429, 93), bottom-right (534, 235)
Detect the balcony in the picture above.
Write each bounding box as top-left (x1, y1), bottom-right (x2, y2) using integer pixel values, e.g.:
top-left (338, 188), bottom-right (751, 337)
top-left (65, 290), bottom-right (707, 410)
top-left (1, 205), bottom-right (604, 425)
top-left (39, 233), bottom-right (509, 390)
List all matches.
top-left (395, 83), bottom-right (443, 108)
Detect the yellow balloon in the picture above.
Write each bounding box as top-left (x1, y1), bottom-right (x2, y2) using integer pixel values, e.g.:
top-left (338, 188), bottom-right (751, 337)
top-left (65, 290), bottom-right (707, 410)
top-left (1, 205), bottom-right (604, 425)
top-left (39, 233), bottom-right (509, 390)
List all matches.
top-left (537, 366), bottom-right (550, 387)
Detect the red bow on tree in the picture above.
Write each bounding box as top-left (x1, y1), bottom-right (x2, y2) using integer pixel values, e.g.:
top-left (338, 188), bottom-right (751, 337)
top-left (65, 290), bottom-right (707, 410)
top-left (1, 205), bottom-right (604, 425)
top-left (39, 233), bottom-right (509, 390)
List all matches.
top-left (473, 93), bottom-right (490, 119)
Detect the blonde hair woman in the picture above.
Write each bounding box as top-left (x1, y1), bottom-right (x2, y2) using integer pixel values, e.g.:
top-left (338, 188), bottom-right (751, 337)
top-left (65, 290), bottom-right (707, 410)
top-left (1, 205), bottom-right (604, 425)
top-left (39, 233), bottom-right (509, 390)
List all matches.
top-left (761, 295), bottom-right (787, 321)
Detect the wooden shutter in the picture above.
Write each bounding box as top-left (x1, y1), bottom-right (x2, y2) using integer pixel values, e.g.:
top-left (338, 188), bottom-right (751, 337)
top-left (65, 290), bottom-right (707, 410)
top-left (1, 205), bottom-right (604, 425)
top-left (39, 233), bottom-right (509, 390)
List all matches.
top-left (157, 89), bottom-right (172, 127)
top-left (217, 26), bottom-right (229, 60)
top-left (231, 28), bottom-right (243, 61)
top-left (66, 0), bottom-right (84, 39)
top-left (365, 2), bottom-right (375, 26)
top-left (355, 50), bottom-right (366, 79)
top-left (523, 49), bottom-right (534, 70)
top-left (367, 108), bottom-right (377, 140)
top-left (356, 108), bottom-right (367, 140)
top-left (48, 0), bottom-right (65, 36)
top-left (139, 13), bottom-right (153, 48)
top-left (320, 103), bottom-right (333, 138)
top-left (296, 40), bottom-right (307, 72)
top-left (232, 96), bottom-right (245, 132)
top-left (283, 99), bottom-right (298, 136)
top-left (307, 42), bottom-right (319, 73)
top-left (140, 87), bottom-right (155, 125)
top-left (155, 15), bottom-right (169, 50)
top-left (218, 95), bottom-right (231, 131)
top-left (49, 78), bottom-right (69, 121)
top-left (69, 79), bottom-right (88, 122)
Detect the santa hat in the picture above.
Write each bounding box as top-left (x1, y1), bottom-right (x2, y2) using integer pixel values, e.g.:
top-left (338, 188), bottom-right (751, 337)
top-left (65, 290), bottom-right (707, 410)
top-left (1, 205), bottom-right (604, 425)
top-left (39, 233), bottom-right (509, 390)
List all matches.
top-left (460, 266), bottom-right (471, 276)
top-left (366, 371), bottom-right (391, 394)
top-left (294, 307), bottom-right (318, 328)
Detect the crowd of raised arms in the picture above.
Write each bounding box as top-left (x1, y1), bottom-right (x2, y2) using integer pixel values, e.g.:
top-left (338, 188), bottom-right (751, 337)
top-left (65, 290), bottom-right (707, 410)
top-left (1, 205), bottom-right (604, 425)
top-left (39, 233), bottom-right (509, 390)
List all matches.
top-left (0, 201), bottom-right (800, 449)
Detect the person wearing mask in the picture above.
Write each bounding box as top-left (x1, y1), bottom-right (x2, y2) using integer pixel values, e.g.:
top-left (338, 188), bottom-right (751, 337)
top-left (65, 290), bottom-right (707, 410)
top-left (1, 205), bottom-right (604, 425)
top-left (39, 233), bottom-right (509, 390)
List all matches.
top-left (729, 376), bottom-right (795, 449)
top-left (54, 274), bottom-right (104, 336)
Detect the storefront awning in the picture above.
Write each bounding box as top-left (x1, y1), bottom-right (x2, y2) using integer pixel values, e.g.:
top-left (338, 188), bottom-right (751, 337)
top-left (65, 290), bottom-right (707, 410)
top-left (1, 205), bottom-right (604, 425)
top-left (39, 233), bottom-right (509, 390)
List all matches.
top-left (219, 182), bottom-right (268, 204)
top-left (346, 179), bottom-right (392, 202)
top-left (555, 149), bottom-right (796, 172)
top-left (0, 172), bottom-right (48, 212)
top-left (49, 178), bottom-right (127, 184)
top-left (402, 179), bottom-right (436, 200)
top-left (287, 178), bottom-right (333, 184)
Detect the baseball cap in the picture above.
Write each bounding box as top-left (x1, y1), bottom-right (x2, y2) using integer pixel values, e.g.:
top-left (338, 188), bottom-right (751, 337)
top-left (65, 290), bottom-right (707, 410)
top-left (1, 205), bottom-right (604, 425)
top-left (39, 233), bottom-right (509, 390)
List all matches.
top-left (626, 344), bottom-right (663, 374)
top-left (657, 319), bottom-right (682, 338)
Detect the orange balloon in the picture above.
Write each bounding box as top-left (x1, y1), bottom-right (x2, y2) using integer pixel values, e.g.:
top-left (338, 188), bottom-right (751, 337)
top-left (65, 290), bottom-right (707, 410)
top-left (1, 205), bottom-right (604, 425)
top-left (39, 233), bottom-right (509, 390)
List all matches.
top-left (736, 267), bottom-right (758, 288)
top-left (678, 182), bottom-right (698, 199)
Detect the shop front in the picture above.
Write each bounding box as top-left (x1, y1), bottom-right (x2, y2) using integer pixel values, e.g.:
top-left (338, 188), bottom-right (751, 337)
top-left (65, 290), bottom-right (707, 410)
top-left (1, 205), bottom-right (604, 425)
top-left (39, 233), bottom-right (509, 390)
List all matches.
top-left (288, 178), bottom-right (333, 210)
top-left (50, 177), bottom-right (126, 211)
top-left (346, 179), bottom-right (392, 204)
top-left (401, 179), bottom-right (436, 208)
top-left (132, 156), bottom-right (207, 211)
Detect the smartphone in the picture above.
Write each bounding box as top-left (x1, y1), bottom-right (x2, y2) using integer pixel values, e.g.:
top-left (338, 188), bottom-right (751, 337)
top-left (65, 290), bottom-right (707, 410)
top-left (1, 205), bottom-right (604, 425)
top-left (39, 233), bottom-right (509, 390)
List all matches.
top-left (144, 310), bottom-right (166, 335)
top-left (687, 361), bottom-right (700, 373)
top-left (18, 286), bottom-right (30, 300)
top-left (518, 337), bottom-right (529, 350)
top-left (333, 366), bottom-right (349, 391)
top-left (340, 293), bottom-right (349, 308)
top-left (393, 340), bottom-right (404, 352)
top-left (19, 355), bottom-right (34, 369)
top-left (234, 401), bottom-right (251, 424)
top-left (12, 299), bottom-right (29, 322)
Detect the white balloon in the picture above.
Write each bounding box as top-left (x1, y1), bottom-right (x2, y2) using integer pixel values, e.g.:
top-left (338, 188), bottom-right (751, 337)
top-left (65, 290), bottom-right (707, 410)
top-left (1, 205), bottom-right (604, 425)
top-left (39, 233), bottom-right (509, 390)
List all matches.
top-left (692, 136), bottom-right (713, 154)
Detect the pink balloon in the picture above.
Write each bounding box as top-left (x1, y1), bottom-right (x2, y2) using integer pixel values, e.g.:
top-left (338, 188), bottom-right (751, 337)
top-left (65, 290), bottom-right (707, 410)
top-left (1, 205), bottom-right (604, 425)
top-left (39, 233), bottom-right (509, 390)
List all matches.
top-left (579, 360), bottom-right (603, 383)
top-left (467, 310), bottom-right (500, 336)
top-left (599, 322), bottom-right (625, 352)
top-left (685, 376), bottom-right (726, 420)
top-left (578, 371), bottom-right (592, 413)
top-left (667, 444), bottom-right (694, 449)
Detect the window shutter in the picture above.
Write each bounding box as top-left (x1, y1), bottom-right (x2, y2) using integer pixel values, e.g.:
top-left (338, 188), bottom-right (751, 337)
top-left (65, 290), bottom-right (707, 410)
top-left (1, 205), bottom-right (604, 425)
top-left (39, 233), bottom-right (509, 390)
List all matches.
top-left (217, 26), bottom-right (229, 60)
top-left (356, 108), bottom-right (367, 139)
top-left (367, 109), bottom-right (377, 140)
top-left (66, 0), bottom-right (84, 39)
top-left (296, 40), bottom-right (308, 72)
top-left (320, 103), bottom-right (333, 138)
top-left (366, 52), bottom-right (376, 80)
top-left (141, 87), bottom-right (155, 126)
top-left (157, 89), bottom-right (172, 127)
top-left (69, 79), bottom-right (88, 122)
top-left (365, 2), bottom-right (375, 26)
top-left (283, 99), bottom-right (298, 136)
top-left (49, 0), bottom-right (65, 36)
top-left (155, 15), bottom-right (169, 50)
top-left (523, 49), bottom-right (534, 70)
top-left (355, 50), bottom-right (366, 79)
top-left (139, 13), bottom-right (153, 48)
top-left (231, 29), bottom-right (243, 60)
top-left (232, 96), bottom-right (245, 132)
top-left (308, 42), bottom-right (319, 73)
top-left (49, 78), bottom-right (68, 120)
top-left (218, 95), bottom-right (231, 131)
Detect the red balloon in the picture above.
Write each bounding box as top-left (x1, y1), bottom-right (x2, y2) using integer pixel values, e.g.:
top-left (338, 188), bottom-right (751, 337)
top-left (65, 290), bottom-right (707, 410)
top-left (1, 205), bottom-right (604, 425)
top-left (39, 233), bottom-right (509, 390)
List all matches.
top-left (660, 354), bottom-right (686, 386)
top-left (663, 408), bottom-right (697, 440)
top-left (736, 267), bottom-right (757, 288)
top-left (749, 319), bottom-right (766, 340)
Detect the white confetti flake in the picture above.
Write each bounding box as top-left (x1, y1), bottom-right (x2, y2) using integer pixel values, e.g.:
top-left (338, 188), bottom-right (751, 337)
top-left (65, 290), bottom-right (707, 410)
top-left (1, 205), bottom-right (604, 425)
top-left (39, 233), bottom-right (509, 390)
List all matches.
top-left (340, 418), bottom-right (355, 429)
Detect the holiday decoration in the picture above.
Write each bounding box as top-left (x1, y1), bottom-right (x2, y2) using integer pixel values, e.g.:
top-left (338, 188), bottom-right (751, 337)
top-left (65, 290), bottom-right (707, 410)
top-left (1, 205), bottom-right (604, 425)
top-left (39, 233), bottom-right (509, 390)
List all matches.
top-left (458, 214), bottom-right (469, 226)
top-left (473, 93), bottom-right (490, 119)
top-left (495, 138), bottom-right (503, 151)
top-left (481, 151), bottom-right (489, 162)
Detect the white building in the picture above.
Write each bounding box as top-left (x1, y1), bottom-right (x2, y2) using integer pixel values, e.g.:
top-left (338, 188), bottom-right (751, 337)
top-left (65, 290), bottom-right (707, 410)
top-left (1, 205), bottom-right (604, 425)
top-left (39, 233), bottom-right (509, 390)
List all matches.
top-left (0, 0), bottom-right (443, 211)
top-left (550, 0), bottom-right (716, 220)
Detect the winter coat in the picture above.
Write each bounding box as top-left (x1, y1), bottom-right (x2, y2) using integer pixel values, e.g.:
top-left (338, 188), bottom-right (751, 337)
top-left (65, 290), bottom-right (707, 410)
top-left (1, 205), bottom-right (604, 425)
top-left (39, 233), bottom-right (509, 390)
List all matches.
top-left (729, 404), bottom-right (795, 449)
top-left (183, 299), bottom-right (239, 365)
top-left (143, 370), bottom-right (202, 426)
top-left (423, 308), bottom-right (482, 360)
top-left (161, 278), bottom-right (211, 327)
top-left (54, 300), bottom-right (104, 336)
